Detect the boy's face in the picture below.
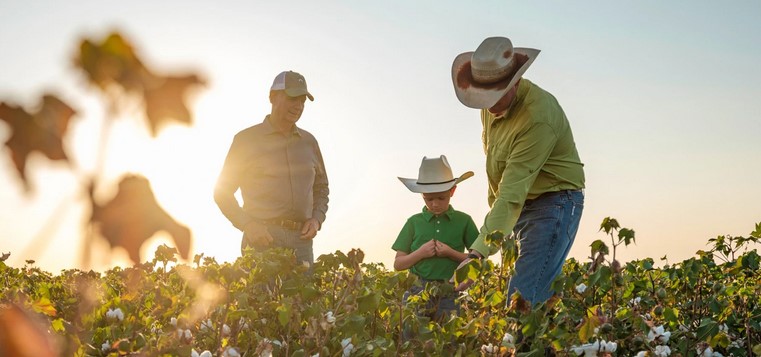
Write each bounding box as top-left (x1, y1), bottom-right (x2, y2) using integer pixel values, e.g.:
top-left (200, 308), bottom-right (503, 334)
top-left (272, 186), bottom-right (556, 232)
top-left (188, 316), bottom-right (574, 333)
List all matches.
top-left (422, 187), bottom-right (455, 215)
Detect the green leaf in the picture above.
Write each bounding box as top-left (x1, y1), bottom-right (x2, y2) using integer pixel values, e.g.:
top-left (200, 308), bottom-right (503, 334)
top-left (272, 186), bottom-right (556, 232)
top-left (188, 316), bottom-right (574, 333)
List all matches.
top-left (357, 291), bottom-right (381, 313)
top-left (578, 316), bottom-right (601, 343)
top-left (663, 307), bottom-right (679, 323)
top-left (276, 304), bottom-right (291, 326)
top-left (51, 318), bottom-right (65, 332)
top-left (484, 231), bottom-right (505, 247)
top-left (618, 228), bottom-right (636, 245)
top-left (454, 259), bottom-right (481, 285)
top-left (599, 217), bottom-right (620, 234)
top-left (485, 290), bottom-right (505, 307)
top-left (752, 344), bottom-right (761, 356)
top-left (590, 240), bottom-right (609, 255)
top-left (696, 318), bottom-right (719, 341)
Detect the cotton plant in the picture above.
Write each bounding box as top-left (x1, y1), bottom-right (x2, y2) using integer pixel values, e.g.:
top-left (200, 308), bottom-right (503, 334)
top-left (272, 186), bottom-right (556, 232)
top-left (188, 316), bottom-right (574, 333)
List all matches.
top-left (341, 337), bottom-right (354, 357)
top-left (576, 283), bottom-right (588, 294)
top-left (105, 307), bottom-right (124, 321)
top-left (502, 332), bottom-right (515, 347)
top-left (191, 349), bottom-right (213, 357)
top-left (177, 328), bottom-right (192, 342)
top-left (223, 347), bottom-right (241, 357)
top-left (571, 340), bottom-right (617, 357)
top-left (647, 325), bottom-right (670, 344)
top-left (654, 345), bottom-right (671, 357)
top-left (325, 311), bottom-right (336, 324)
top-left (200, 319), bottom-right (213, 331)
top-left (480, 343), bottom-right (499, 355)
top-left (697, 345), bottom-right (724, 357)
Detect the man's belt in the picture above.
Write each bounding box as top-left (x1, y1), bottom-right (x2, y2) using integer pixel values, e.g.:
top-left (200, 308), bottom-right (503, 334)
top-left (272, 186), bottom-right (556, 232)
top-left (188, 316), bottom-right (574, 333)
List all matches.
top-left (261, 219), bottom-right (303, 231)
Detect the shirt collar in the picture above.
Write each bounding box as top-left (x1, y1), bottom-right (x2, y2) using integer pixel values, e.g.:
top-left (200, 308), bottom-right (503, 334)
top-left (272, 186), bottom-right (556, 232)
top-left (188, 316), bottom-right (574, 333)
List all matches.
top-left (263, 115), bottom-right (302, 137)
top-left (421, 205), bottom-right (454, 221)
top-left (492, 78), bottom-right (530, 121)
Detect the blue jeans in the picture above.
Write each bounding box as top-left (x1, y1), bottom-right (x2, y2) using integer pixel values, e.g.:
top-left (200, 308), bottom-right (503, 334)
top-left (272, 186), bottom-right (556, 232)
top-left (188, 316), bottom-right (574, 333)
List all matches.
top-left (241, 225), bottom-right (314, 265)
top-left (507, 189), bottom-right (584, 304)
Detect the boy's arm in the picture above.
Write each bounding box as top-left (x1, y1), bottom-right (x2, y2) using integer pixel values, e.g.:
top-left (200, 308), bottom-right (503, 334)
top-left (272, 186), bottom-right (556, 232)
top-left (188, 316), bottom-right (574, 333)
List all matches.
top-left (393, 240), bottom-right (437, 271)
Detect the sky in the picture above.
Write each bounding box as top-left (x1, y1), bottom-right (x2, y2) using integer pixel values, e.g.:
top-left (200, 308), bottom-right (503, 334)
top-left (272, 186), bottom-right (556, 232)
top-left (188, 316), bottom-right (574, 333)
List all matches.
top-left (1, 1), bottom-right (760, 272)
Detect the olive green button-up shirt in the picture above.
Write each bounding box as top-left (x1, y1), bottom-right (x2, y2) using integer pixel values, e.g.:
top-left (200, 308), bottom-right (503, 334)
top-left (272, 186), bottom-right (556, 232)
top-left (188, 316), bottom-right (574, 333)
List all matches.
top-left (469, 79), bottom-right (585, 257)
top-left (214, 115), bottom-right (329, 231)
top-left (392, 205), bottom-right (479, 281)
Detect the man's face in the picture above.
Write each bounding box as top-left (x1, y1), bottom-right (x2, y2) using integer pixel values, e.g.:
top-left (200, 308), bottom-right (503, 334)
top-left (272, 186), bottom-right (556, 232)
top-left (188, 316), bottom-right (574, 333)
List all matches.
top-left (487, 79), bottom-right (520, 117)
top-left (271, 91), bottom-right (307, 124)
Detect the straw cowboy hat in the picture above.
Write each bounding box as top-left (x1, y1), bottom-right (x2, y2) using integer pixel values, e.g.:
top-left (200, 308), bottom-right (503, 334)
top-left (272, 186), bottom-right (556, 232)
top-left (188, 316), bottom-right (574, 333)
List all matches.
top-left (398, 155), bottom-right (474, 193)
top-left (451, 36), bottom-right (540, 109)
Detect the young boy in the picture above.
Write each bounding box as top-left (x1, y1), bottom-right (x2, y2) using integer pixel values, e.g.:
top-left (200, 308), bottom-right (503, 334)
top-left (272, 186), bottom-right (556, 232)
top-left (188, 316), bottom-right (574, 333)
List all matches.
top-left (392, 155), bottom-right (479, 322)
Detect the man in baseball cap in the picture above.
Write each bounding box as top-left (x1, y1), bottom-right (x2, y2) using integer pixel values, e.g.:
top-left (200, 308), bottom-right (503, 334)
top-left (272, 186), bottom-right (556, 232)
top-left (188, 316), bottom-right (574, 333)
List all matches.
top-left (215, 70), bottom-right (328, 268)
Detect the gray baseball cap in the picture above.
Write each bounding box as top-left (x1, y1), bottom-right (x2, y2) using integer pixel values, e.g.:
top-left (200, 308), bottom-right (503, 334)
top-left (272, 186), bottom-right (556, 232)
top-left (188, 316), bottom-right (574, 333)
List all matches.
top-left (270, 70), bottom-right (314, 101)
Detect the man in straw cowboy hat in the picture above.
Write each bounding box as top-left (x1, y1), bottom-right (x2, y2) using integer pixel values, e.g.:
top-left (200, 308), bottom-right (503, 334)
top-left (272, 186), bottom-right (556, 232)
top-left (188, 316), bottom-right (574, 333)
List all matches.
top-left (450, 37), bottom-right (585, 304)
top-left (392, 155), bottom-right (479, 323)
top-left (215, 70), bottom-right (329, 267)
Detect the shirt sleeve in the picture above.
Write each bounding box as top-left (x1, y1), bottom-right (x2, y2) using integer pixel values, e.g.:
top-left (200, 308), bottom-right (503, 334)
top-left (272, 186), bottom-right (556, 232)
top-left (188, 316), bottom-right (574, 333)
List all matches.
top-left (392, 218), bottom-right (415, 253)
top-left (213, 134), bottom-right (252, 231)
top-left (464, 215), bottom-right (479, 248)
top-left (311, 141), bottom-right (329, 227)
top-left (470, 122), bottom-right (558, 257)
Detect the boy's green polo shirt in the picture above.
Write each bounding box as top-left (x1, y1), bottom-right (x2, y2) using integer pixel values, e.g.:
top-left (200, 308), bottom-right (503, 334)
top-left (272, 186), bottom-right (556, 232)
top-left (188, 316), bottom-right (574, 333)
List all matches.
top-left (392, 205), bottom-right (478, 281)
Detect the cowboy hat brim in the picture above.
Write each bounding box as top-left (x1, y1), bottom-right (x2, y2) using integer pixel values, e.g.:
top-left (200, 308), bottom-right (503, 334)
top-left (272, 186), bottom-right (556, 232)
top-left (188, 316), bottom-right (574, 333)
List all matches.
top-left (398, 171), bottom-right (474, 194)
top-left (451, 47), bottom-right (540, 109)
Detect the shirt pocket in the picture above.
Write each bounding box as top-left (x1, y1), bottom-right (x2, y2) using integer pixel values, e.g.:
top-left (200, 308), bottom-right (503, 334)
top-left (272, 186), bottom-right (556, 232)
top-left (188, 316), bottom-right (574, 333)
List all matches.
top-left (486, 147), bottom-right (509, 183)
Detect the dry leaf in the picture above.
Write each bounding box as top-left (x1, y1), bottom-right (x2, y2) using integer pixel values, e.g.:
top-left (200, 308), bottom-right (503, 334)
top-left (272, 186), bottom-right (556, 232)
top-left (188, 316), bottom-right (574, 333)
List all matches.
top-left (0, 95), bottom-right (77, 191)
top-left (142, 74), bottom-right (205, 136)
top-left (74, 32), bottom-right (146, 92)
top-left (91, 175), bottom-right (191, 263)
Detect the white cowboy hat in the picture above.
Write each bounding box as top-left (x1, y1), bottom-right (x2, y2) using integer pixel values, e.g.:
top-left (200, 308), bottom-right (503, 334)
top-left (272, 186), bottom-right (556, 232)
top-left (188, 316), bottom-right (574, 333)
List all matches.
top-left (398, 155), bottom-right (474, 193)
top-left (451, 36), bottom-right (540, 109)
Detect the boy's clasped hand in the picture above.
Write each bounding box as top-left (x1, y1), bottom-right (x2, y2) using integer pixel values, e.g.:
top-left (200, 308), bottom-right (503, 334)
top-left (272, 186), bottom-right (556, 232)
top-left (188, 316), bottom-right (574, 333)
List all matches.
top-left (418, 239), bottom-right (458, 259)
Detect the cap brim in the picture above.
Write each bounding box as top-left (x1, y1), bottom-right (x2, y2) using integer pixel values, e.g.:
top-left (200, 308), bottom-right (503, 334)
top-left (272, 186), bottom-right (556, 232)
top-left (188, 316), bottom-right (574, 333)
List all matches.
top-left (284, 88), bottom-right (314, 101)
top-left (451, 48), bottom-right (540, 109)
top-left (398, 171), bottom-right (473, 193)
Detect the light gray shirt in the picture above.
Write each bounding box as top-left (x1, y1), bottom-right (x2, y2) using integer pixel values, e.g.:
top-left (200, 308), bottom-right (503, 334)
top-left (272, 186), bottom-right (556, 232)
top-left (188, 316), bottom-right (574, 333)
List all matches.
top-left (214, 115), bottom-right (329, 230)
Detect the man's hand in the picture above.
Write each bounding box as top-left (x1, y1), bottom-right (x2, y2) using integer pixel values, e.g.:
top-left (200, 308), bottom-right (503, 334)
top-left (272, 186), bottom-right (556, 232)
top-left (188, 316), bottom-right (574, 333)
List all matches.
top-left (243, 221), bottom-right (273, 247)
top-left (300, 218), bottom-right (320, 240)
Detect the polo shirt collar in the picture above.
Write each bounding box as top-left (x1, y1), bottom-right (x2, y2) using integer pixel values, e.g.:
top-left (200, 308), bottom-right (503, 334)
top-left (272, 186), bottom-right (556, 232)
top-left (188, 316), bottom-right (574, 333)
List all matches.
top-left (421, 205), bottom-right (454, 221)
top-left (263, 115), bottom-right (302, 137)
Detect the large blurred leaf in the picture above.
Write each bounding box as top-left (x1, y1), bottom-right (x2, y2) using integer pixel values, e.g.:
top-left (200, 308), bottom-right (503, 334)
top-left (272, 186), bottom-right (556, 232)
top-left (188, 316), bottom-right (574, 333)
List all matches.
top-left (74, 32), bottom-right (146, 92)
top-left (0, 95), bottom-right (77, 191)
top-left (0, 304), bottom-right (57, 357)
top-left (91, 175), bottom-right (191, 263)
top-left (142, 74), bottom-right (205, 136)
top-left (74, 31), bottom-right (205, 136)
